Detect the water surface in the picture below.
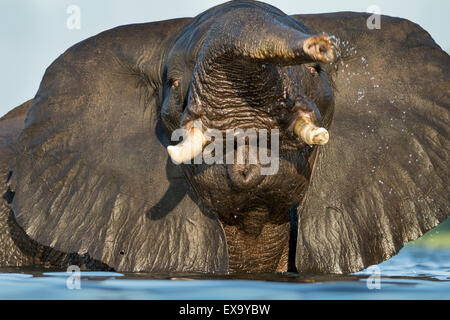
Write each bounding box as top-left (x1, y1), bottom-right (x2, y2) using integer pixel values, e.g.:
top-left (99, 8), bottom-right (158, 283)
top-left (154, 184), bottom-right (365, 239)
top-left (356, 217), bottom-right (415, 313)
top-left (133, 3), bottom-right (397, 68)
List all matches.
top-left (0, 247), bottom-right (448, 300)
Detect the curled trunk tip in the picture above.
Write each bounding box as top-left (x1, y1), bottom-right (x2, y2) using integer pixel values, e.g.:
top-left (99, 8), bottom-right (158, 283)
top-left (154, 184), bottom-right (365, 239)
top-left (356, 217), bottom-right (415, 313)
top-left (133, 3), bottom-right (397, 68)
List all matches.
top-left (303, 35), bottom-right (335, 63)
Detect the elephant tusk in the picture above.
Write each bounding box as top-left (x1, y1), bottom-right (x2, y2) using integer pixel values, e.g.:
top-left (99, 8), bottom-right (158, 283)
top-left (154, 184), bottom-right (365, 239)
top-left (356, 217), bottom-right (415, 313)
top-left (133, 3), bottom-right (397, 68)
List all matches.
top-left (167, 127), bottom-right (207, 163)
top-left (294, 116), bottom-right (329, 145)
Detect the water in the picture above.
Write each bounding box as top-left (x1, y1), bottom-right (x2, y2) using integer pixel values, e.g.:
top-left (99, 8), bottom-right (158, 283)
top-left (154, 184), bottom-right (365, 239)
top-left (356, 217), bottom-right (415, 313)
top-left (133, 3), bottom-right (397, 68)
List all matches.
top-left (0, 247), bottom-right (448, 300)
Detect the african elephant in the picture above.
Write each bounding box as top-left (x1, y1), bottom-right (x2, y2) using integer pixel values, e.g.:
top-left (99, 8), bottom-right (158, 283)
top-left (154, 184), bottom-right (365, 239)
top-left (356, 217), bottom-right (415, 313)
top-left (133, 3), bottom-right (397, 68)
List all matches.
top-left (0, 1), bottom-right (448, 274)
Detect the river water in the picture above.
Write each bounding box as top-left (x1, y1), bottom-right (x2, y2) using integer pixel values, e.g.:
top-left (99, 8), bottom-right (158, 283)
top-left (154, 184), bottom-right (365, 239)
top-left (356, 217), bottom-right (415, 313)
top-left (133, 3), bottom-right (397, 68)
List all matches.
top-left (0, 246), bottom-right (448, 300)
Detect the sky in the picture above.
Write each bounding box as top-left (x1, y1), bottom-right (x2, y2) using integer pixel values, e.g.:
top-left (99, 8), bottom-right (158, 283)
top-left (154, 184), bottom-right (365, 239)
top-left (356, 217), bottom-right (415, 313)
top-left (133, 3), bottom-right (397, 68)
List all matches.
top-left (1, 0), bottom-right (449, 117)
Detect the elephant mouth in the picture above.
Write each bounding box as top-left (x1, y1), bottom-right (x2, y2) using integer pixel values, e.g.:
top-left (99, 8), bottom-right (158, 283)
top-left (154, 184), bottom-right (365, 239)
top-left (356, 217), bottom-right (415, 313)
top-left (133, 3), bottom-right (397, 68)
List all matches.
top-left (226, 163), bottom-right (265, 190)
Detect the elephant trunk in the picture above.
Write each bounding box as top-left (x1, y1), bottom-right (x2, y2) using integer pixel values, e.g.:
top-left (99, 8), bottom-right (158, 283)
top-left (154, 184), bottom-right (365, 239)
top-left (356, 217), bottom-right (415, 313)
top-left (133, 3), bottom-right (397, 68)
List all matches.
top-left (200, 12), bottom-right (336, 66)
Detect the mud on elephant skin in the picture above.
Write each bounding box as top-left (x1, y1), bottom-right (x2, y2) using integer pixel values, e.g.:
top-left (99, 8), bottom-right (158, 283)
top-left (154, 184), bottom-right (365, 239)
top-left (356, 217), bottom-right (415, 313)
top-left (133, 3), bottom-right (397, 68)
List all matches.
top-left (0, 1), bottom-right (448, 274)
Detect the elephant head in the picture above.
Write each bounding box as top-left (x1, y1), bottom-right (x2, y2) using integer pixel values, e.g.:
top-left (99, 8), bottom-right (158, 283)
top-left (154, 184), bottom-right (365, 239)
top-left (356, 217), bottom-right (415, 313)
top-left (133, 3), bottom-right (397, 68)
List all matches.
top-left (5, 1), bottom-right (449, 273)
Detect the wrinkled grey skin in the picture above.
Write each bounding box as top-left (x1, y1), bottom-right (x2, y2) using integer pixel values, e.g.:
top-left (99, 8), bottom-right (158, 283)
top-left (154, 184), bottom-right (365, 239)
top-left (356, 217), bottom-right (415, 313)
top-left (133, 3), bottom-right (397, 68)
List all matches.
top-left (0, 1), bottom-right (448, 274)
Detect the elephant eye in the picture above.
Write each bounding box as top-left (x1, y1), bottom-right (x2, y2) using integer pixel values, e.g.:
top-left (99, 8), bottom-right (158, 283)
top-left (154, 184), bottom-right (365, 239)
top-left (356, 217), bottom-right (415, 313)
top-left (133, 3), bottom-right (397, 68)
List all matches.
top-left (167, 79), bottom-right (180, 89)
top-left (307, 65), bottom-right (322, 74)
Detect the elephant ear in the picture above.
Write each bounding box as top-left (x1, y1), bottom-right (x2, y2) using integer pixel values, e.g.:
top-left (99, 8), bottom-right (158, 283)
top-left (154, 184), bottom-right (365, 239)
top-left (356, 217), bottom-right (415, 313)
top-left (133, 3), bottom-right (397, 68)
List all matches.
top-left (8, 19), bottom-right (228, 272)
top-left (292, 13), bottom-right (449, 273)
